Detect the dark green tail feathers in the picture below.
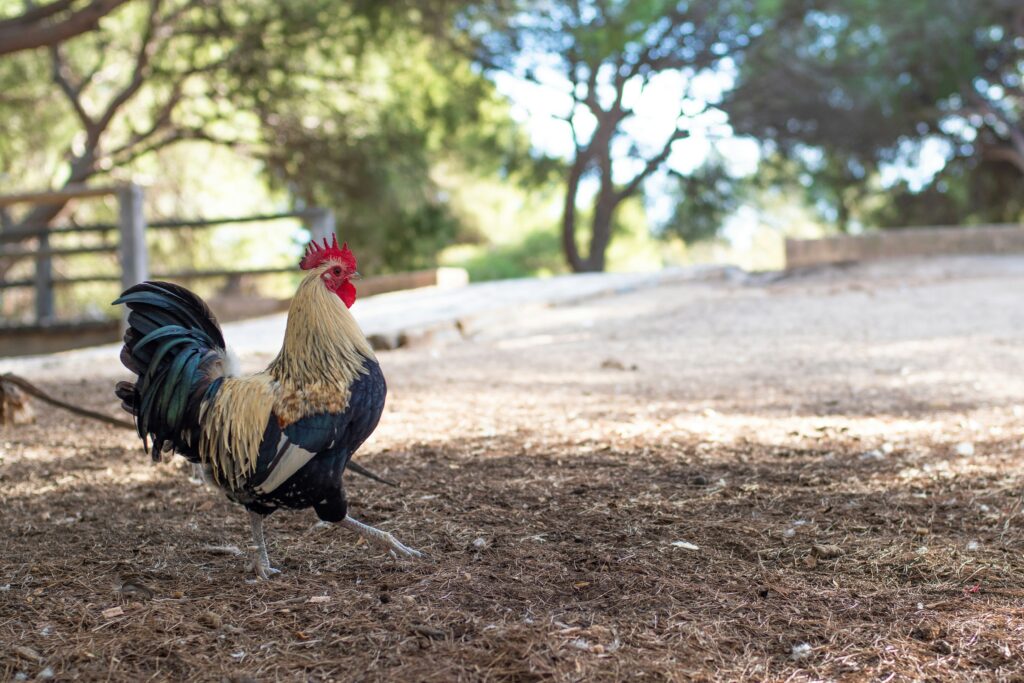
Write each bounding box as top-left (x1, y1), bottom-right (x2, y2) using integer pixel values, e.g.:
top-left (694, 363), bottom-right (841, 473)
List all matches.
top-left (114, 281), bottom-right (229, 462)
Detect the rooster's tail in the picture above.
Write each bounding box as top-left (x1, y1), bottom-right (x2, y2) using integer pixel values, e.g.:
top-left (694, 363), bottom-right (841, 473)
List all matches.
top-left (114, 281), bottom-right (232, 462)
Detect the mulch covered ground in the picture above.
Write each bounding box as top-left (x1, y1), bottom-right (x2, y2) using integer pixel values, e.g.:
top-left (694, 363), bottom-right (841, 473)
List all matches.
top-left (3, 257), bottom-right (1024, 681)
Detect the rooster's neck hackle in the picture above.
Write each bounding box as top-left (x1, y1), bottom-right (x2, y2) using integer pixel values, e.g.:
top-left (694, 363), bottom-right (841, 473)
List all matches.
top-left (267, 269), bottom-right (374, 424)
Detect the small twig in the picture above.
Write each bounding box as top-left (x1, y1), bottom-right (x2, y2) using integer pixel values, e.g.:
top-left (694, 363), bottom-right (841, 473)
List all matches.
top-left (347, 460), bottom-right (399, 488)
top-left (1, 372), bottom-right (135, 429)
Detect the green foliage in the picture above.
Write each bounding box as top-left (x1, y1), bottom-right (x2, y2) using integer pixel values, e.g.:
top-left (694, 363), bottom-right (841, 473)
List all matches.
top-left (728, 0), bottom-right (988, 154)
top-left (377, 204), bottom-right (462, 273)
top-left (662, 158), bottom-right (748, 244)
top-left (258, 25), bottom-right (544, 273)
top-left (0, 50), bottom-right (72, 188)
top-left (0, 0), bottom-right (550, 288)
top-left (868, 156), bottom-right (1024, 228)
top-left (445, 229), bottom-right (565, 281)
top-left (724, 0), bottom-right (1024, 230)
top-left (443, 198), bottom-right (671, 281)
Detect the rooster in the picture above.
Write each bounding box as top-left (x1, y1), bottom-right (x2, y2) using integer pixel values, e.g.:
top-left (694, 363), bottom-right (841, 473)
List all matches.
top-left (113, 236), bottom-right (421, 578)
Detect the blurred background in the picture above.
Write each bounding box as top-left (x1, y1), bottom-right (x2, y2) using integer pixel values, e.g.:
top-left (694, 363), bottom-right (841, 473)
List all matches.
top-left (0, 0), bottom-right (1021, 326)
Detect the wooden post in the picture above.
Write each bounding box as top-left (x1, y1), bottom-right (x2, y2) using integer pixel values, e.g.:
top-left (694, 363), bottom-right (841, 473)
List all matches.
top-left (307, 207), bottom-right (335, 243)
top-left (34, 231), bottom-right (54, 323)
top-left (117, 183), bottom-right (148, 295)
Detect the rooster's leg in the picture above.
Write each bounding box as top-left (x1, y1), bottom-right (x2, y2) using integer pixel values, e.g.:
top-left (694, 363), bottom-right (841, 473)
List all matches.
top-left (189, 463), bottom-right (209, 486)
top-left (248, 510), bottom-right (281, 579)
top-left (341, 516), bottom-right (423, 559)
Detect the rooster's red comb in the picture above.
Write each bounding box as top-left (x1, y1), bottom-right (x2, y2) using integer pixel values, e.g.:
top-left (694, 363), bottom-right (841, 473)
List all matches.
top-left (299, 235), bottom-right (357, 272)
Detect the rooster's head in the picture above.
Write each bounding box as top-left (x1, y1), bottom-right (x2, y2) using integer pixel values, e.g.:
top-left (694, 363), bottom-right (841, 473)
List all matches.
top-left (299, 235), bottom-right (359, 308)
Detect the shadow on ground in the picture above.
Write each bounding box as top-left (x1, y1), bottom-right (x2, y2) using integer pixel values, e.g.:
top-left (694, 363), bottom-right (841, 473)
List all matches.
top-left (3, 411), bottom-right (1024, 681)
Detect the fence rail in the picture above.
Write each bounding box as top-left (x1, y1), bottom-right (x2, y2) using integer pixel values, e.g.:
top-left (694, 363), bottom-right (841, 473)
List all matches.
top-left (0, 184), bottom-right (125, 208)
top-left (1, 244), bottom-right (119, 260)
top-left (1, 267), bottom-right (302, 290)
top-left (0, 183), bottom-right (334, 325)
top-left (0, 211), bottom-right (325, 244)
top-left (0, 223), bottom-right (117, 243)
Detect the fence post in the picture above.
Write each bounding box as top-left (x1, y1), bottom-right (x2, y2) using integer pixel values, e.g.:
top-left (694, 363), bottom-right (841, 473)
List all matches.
top-left (307, 207), bottom-right (335, 243)
top-left (118, 183), bottom-right (148, 296)
top-left (34, 232), bottom-right (54, 323)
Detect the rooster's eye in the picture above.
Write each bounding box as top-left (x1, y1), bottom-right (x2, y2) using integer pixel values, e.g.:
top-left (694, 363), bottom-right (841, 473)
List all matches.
top-left (332, 267), bottom-right (342, 276)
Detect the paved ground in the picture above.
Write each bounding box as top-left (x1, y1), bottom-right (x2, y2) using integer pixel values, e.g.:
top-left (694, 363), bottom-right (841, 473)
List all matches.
top-left (3, 255), bottom-right (1024, 681)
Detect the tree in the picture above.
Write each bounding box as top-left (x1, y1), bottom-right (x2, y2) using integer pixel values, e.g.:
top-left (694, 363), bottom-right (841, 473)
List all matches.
top-left (461, 0), bottom-right (765, 272)
top-left (0, 0), bottom-right (132, 56)
top-left (723, 0), bottom-right (1024, 230)
top-left (0, 0), bottom-right (206, 270)
top-left (256, 26), bottom-right (538, 273)
top-left (0, 0), bottom-right (526, 273)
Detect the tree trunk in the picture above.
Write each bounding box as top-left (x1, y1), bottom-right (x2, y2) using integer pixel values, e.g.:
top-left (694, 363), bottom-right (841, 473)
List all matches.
top-left (582, 194), bottom-right (615, 272)
top-left (561, 156), bottom-right (588, 272)
top-left (561, 184), bottom-right (618, 273)
top-left (580, 146), bottom-right (617, 272)
top-left (561, 130), bottom-right (620, 273)
top-left (836, 199), bottom-right (850, 234)
top-left (561, 172), bottom-right (616, 273)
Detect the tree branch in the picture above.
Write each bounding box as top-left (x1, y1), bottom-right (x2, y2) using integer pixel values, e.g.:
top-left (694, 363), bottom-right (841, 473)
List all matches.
top-left (105, 81), bottom-right (184, 161)
top-left (110, 125), bottom-right (250, 167)
top-left (0, 0), bottom-right (76, 30)
top-left (94, 0), bottom-right (164, 135)
top-left (107, 129), bottom-right (186, 165)
top-left (972, 93), bottom-right (1024, 162)
top-left (0, 0), bottom-right (132, 56)
top-left (616, 125), bottom-right (691, 203)
top-left (582, 59), bottom-right (601, 113)
top-left (980, 144), bottom-right (1024, 174)
top-left (50, 44), bottom-right (97, 133)
top-left (77, 42), bottom-right (111, 93)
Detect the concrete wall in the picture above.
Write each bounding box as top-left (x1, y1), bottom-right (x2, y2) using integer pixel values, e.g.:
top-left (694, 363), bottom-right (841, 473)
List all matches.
top-left (785, 224), bottom-right (1024, 269)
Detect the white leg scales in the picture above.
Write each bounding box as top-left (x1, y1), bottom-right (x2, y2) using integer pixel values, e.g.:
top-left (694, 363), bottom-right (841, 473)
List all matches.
top-left (341, 516), bottom-right (423, 559)
top-left (248, 510), bottom-right (281, 579)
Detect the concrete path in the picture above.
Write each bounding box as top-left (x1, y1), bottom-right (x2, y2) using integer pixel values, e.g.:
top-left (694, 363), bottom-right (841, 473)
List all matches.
top-left (0, 266), bottom-right (733, 377)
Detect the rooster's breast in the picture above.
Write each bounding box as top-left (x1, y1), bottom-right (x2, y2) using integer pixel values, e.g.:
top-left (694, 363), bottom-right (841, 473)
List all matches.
top-left (240, 355), bottom-right (386, 512)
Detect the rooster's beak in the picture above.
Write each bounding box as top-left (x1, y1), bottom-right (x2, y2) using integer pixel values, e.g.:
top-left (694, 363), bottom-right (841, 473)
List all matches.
top-left (350, 271), bottom-right (362, 281)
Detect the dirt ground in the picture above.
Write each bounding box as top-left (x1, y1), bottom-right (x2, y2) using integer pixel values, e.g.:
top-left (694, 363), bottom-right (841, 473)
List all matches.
top-left (3, 255), bottom-right (1024, 682)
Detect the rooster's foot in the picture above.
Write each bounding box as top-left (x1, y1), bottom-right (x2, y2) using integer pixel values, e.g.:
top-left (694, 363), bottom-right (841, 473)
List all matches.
top-left (188, 463), bottom-right (211, 486)
top-left (341, 516), bottom-right (423, 559)
top-left (251, 557), bottom-right (281, 580)
top-left (248, 510), bottom-right (280, 579)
